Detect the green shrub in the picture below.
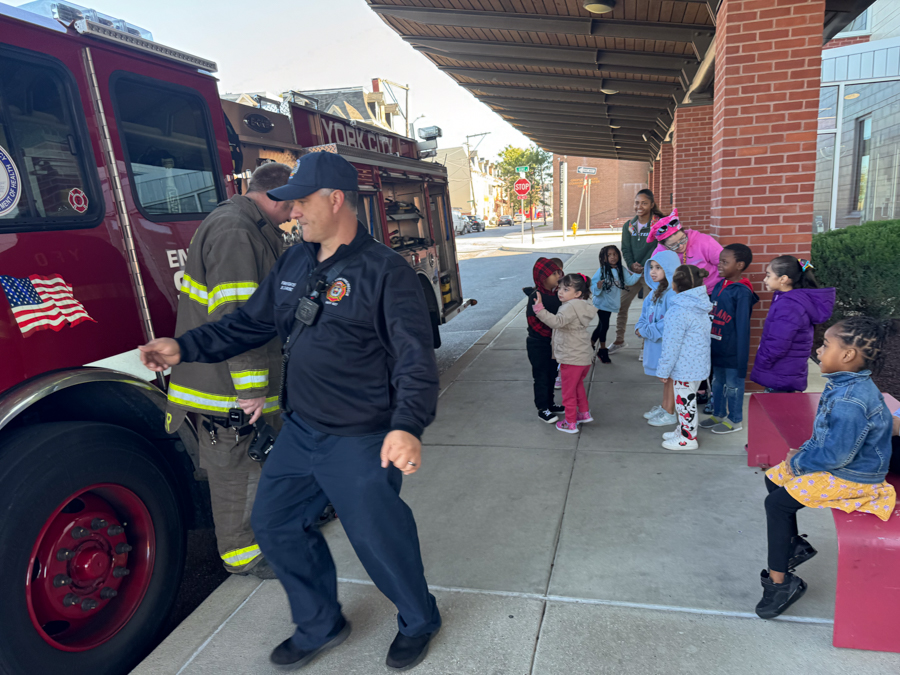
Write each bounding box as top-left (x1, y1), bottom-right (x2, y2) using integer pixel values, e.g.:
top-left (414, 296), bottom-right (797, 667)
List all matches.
top-left (811, 219), bottom-right (900, 324)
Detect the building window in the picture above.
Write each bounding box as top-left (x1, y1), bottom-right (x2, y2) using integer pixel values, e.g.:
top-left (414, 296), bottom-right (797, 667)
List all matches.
top-left (841, 9), bottom-right (869, 35)
top-left (854, 117), bottom-right (871, 213)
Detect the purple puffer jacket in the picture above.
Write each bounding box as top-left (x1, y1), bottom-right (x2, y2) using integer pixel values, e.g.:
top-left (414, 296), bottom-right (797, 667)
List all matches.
top-left (751, 288), bottom-right (836, 392)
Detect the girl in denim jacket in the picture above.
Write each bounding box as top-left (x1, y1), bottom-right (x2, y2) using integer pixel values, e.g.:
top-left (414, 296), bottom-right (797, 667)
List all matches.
top-left (756, 316), bottom-right (897, 620)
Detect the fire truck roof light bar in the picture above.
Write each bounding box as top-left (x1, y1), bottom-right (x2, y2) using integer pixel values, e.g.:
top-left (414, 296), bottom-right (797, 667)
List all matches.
top-left (74, 20), bottom-right (218, 73)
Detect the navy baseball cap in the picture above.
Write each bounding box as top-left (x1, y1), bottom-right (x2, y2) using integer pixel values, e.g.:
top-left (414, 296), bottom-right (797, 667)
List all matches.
top-left (267, 151), bottom-right (359, 201)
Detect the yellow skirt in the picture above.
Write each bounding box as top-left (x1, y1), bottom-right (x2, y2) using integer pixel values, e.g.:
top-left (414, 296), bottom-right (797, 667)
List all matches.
top-left (766, 461), bottom-right (896, 522)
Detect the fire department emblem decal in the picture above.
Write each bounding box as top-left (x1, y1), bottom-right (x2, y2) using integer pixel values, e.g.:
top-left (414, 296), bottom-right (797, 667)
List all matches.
top-left (325, 277), bottom-right (350, 305)
top-left (0, 144), bottom-right (21, 217)
top-left (68, 188), bottom-right (88, 214)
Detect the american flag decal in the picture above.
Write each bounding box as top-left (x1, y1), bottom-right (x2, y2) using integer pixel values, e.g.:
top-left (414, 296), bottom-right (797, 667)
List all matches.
top-left (0, 274), bottom-right (96, 337)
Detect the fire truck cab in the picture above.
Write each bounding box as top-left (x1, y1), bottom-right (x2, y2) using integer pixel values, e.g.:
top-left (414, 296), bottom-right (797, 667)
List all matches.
top-left (0, 4), bottom-right (468, 674)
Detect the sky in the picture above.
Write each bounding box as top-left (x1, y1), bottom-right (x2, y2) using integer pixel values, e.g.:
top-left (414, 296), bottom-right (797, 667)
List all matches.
top-left (13, 0), bottom-right (532, 159)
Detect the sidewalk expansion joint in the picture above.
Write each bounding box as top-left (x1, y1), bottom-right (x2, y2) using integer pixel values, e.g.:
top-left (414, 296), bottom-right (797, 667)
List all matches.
top-left (175, 580), bottom-right (265, 675)
top-left (335, 577), bottom-right (834, 626)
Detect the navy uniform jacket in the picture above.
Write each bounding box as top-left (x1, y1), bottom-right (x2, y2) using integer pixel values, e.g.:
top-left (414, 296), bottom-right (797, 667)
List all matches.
top-left (176, 223), bottom-right (439, 439)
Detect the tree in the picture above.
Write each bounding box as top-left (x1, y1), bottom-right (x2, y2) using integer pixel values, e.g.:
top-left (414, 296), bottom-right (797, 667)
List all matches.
top-left (495, 145), bottom-right (553, 221)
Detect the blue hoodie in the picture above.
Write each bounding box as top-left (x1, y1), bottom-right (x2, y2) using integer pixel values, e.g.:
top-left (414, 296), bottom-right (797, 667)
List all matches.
top-left (656, 285), bottom-right (714, 382)
top-left (635, 250), bottom-right (679, 376)
top-left (709, 277), bottom-right (760, 377)
top-left (591, 264), bottom-right (642, 313)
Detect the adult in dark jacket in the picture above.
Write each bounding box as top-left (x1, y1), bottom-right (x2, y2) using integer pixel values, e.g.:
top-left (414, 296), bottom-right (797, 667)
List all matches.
top-left (751, 256), bottom-right (836, 393)
top-left (139, 152), bottom-right (441, 672)
top-left (523, 257), bottom-right (564, 422)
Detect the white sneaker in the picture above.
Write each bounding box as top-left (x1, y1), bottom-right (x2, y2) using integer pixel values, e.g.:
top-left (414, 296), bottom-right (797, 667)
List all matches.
top-left (647, 410), bottom-right (678, 427)
top-left (662, 437), bottom-right (699, 451)
top-left (608, 341), bottom-right (627, 355)
top-left (638, 352), bottom-right (643, 362)
top-left (662, 429), bottom-right (681, 441)
top-left (643, 405), bottom-right (663, 419)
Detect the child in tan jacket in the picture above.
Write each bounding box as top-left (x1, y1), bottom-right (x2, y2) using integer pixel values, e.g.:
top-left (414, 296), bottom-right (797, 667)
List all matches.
top-left (533, 273), bottom-right (596, 433)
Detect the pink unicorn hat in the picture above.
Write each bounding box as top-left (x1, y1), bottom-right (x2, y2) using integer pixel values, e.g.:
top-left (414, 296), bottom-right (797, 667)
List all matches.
top-left (647, 208), bottom-right (682, 242)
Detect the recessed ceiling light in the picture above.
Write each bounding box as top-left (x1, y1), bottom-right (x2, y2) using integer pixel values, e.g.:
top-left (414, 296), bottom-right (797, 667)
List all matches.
top-left (609, 125), bottom-right (621, 129)
top-left (844, 93), bottom-right (860, 100)
top-left (584, 1), bottom-right (615, 13)
top-left (600, 88), bottom-right (619, 95)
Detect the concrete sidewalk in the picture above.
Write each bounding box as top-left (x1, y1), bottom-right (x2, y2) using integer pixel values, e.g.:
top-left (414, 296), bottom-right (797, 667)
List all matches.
top-left (134, 242), bottom-right (900, 674)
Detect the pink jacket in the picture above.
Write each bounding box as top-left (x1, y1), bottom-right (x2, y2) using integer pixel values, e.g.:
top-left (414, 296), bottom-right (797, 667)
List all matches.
top-left (654, 229), bottom-right (722, 294)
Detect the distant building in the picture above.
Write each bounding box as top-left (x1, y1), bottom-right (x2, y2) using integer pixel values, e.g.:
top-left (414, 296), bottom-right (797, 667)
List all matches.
top-left (552, 156), bottom-right (648, 231)
top-left (430, 147), bottom-right (502, 220)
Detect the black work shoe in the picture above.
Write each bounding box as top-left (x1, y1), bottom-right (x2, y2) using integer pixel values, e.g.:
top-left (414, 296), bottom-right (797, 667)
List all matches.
top-left (385, 629), bottom-right (439, 671)
top-left (270, 620), bottom-right (351, 669)
top-left (755, 570), bottom-right (807, 619)
top-left (316, 503), bottom-right (337, 528)
top-left (549, 404), bottom-right (566, 415)
top-left (598, 348), bottom-right (611, 364)
top-left (787, 534), bottom-right (818, 572)
top-left (538, 409), bottom-right (559, 423)
top-left (238, 557), bottom-right (278, 580)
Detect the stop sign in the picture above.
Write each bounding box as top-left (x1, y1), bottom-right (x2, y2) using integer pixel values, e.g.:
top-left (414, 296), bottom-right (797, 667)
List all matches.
top-left (514, 178), bottom-right (531, 198)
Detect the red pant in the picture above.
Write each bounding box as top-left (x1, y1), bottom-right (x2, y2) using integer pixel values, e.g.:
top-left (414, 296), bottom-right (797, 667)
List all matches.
top-left (559, 364), bottom-right (590, 424)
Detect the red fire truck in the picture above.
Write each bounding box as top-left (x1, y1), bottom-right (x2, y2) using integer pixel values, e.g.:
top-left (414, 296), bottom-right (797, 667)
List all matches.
top-left (0, 6), bottom-right (469, 674)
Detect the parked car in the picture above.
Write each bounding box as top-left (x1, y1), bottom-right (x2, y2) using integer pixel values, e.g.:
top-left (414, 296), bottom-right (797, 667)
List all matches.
top-left (452, 208), bottom-right (469, 235)
top-left (467, 215), bottom-right (485, 232)
top-left (514, 213), bottom-right (527, 224)
top-left (498, 214), bottom-right (513, 226)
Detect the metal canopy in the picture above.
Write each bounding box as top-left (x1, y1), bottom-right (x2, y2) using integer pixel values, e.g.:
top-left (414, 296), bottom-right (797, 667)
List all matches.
top-left (368, 0), bottom-right (871, 162)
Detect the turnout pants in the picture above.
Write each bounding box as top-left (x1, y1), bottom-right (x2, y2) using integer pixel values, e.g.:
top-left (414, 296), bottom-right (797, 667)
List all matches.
top-left (198, 412), bottom-right (282, 573)
top-left (526, 336), bottom-right (559, 411)
top-left (251, 413), bottom-right (441, 650)
top-left (615, 277), bottom-right (649, 344)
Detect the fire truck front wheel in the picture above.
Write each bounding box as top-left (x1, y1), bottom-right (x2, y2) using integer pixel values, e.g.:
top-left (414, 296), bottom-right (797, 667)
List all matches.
top-left (0, 422), bottom-right (186, 675)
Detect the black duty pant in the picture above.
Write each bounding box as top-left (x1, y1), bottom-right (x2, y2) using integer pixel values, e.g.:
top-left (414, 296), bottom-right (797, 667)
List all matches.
top-left (251, 413), bottom-right (441, 650)
top-left (591, 309), bottom-right (612, 346)
top-left (526, 335), bottom-right (558, 410)
top-left (764, 476), bottom-right (805, 573)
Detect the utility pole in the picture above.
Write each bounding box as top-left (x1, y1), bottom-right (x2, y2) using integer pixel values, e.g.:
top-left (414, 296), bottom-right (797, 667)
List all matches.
top-left (465, 132), bottom-right (490, 219)
top-left (559, 157), bottom-right (568, 243)
top-left (379, 78), bottom-right (411, 136)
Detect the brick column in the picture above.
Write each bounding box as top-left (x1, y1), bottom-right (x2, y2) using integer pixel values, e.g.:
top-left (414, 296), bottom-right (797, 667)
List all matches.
top-left (652, 159), bottom-right (661, 202)
top-left (659, 142), bottom-right (675, 211)
top-left (673, 103), bottom-right (714, 234)
top-left (711, 0), bottom-right (824, 384)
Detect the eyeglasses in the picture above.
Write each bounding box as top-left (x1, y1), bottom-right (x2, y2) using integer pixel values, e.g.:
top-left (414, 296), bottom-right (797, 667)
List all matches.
top-left (664, 233), bottom-right (688, 250)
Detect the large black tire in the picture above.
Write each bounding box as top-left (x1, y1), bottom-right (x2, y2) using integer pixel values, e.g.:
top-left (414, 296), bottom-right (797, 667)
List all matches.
top-left (0, 422), bottom-right (186, 675)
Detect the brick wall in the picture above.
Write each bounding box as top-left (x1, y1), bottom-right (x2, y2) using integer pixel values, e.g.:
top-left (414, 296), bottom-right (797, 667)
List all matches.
top-left (711, 0), bottom-right (824, 386)
top-left (673, 104), bottom-right (714, 234)
top-left (551, 155), bottom-right (646, 230)
top-left (652, 159), bottom-right (661, 203)
top-left (823, 34), bottom-right (870, 50)
top-left (659, 142), bottom-right (675, 212)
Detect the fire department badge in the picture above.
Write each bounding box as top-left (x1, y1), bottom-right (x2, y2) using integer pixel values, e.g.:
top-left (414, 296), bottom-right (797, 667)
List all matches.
top-left (325, 277), bottom-right (350, 305)
top-left (0, 144), bottom-right (21, 217)
top-left (68, 188), bottom-right (88, 214)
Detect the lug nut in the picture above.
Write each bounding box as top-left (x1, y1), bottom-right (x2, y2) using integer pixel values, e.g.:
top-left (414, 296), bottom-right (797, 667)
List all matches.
top-left (100, 587), bottom-right (118, 600)
top-left (112, 567), bottom-right (130, 578)
top-left (91, 518), bottom-right (108, 530)
top-left (107, 525), bottom-right (125, 536)
top-left (70, 526), bottom-right (89, 539)
top-left (81, 598), bottom-right (99, 611)
top-left (56, 548), bottom-right (74, 561)
top-left (53, 574), bottom-right (72, 588)
top-left (115, 543), bottom-right (132, 555)
top-left (63, 593), bottom-right (81, 607)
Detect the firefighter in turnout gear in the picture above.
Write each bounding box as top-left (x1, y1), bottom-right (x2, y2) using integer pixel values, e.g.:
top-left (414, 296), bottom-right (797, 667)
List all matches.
top-left (165, 163), bottom-right (294, 578)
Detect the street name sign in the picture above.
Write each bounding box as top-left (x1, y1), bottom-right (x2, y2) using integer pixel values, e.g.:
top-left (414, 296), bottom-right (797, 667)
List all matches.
top-left (515, 166), bottom-right (529, 173)
top-left (576, 166), bottom-right (597, 175)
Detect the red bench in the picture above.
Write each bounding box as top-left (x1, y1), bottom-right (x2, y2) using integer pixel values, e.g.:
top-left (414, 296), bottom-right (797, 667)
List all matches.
top-left (746, 392), bottom-right (900, 653)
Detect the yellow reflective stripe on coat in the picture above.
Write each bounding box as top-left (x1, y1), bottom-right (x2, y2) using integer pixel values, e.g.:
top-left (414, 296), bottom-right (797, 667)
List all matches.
top-left (222, 544), bottom-right (261, 567)
top-left (180, 274), bottom-right (208, 306)
top-left (167, 383), bottom-right (238, 413)
top-left (263, 396), bottom-right (280, 413)
top-left (208, 281), bottom-right (259, 313)
top-left (231, 369), bottom-right (269, 391)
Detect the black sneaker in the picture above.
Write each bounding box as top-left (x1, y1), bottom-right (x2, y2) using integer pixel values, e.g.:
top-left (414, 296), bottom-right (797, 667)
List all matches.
top-left (787, 534), bottom-right (817, 571)
top-left (237, 557), bottom-right (278, 580)
top-left (538, 409), bottom-right (559, 423)
top-left (598, 348), bottom-right (611, 364)
top-left (755, 570), bottom-right (807, 619)
top-left (549, 404), bottom-right (565, 415)
top-left (270, 619), bottom-right (351, 669)
top-left (386, 629), bottom-right (439, 671)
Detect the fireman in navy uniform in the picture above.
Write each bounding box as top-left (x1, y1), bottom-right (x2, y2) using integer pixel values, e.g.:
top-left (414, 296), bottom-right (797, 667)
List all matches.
top-left (139, 152), bottom-right (441, 671)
